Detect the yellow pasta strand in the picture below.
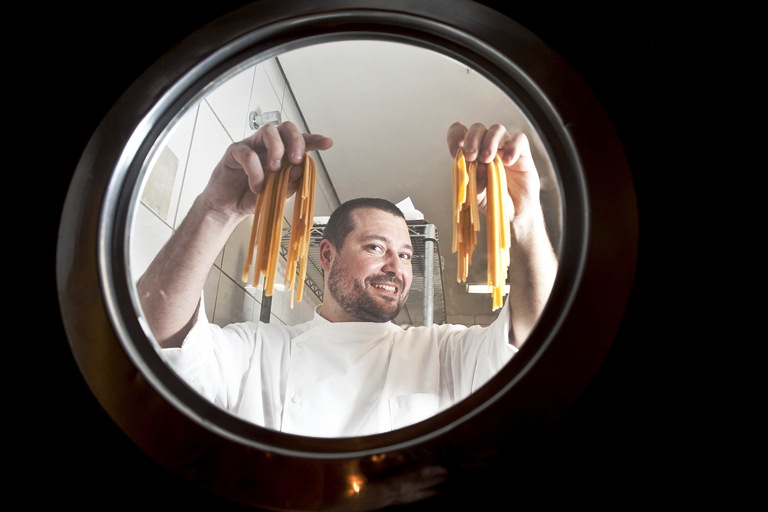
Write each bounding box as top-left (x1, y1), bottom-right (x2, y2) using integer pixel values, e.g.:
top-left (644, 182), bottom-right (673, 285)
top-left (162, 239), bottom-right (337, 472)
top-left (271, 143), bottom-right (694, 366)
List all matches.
top-left (452, 148), bottom-right (480, 282)
top-left (241, 188), bottom-right (266, 282)
top-left (285, 155), bottom-right (317, 308)
top-left (451, 150), bottom-right (511, 311)
top-left (242, 154), bottom-right (317, 308)
top-left (485, 155), bottom-right (511, 310)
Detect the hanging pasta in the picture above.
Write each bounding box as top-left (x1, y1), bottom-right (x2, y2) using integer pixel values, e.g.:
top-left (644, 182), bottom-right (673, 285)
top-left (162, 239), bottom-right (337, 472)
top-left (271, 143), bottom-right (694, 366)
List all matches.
top-left (451, 148), bottom-right (479, 283)
top-left (242, 153), bottom-right (317, 308)
top-left (451, 148), bottom-right (511, 311)
top-left (284, 154), bottom-right (317, 308)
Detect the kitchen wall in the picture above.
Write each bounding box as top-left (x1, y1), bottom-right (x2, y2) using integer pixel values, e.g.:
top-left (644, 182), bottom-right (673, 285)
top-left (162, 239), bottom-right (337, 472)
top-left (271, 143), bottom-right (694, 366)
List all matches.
top-left (129, 57), bottom-right (339, 328)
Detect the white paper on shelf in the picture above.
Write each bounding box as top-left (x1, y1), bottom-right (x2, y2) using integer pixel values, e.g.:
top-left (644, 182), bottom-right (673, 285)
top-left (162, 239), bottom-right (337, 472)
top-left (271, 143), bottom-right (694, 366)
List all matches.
top-left (395, 197), bottom-right (425, 221)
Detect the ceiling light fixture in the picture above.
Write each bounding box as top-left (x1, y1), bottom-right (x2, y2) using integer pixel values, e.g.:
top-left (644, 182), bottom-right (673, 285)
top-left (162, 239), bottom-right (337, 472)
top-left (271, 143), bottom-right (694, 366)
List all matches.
top-left (466, 284), bottom-right (510, 294)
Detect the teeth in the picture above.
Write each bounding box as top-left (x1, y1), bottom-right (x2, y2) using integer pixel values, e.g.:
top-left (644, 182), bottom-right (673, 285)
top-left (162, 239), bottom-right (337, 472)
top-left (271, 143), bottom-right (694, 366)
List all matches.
top-left (373, 284), bottom-right (396, 292)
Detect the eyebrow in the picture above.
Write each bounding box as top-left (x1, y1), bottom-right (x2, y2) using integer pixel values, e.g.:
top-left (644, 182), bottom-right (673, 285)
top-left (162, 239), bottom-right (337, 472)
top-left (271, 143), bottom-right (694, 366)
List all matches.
top-left (360, 234), bottom-right (413, 252)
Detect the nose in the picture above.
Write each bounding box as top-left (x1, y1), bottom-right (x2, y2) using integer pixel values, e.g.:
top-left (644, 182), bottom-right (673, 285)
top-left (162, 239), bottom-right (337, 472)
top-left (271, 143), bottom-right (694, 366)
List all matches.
top-left (381, 250), bottom-right (409, 280)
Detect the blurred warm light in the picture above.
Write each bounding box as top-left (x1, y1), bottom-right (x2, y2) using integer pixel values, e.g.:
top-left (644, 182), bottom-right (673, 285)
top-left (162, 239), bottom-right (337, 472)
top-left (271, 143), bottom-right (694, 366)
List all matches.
top-left (348, 475), bottom-right (364, 495)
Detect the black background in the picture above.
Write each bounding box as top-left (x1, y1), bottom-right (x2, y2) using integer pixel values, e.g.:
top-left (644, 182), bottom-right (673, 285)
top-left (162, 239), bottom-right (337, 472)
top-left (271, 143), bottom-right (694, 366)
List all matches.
top-left (38, 1), bottom-right (694, 508)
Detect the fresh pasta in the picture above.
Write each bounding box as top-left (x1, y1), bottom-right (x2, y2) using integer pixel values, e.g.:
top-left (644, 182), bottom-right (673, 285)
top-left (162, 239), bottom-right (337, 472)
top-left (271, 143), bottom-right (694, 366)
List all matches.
top-left (451, 148), bottom-right (511, 310)
top-left (242, 153), bottom-right (317, 308)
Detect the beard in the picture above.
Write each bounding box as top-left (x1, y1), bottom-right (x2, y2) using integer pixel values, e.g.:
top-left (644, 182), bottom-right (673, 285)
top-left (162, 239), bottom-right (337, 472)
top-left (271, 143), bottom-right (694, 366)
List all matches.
top-left (326, 257), bottom-right (409, 323)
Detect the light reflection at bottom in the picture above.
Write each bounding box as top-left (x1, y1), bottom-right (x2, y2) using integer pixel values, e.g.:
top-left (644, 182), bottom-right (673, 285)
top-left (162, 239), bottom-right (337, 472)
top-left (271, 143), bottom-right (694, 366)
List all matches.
top-left (348, 474), bottom-right (365, 495)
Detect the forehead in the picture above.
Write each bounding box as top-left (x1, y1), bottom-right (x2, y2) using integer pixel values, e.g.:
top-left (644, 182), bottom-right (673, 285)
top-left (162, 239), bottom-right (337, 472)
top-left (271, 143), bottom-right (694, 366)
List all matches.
top-left (349, 208), bottom-right (411, 244)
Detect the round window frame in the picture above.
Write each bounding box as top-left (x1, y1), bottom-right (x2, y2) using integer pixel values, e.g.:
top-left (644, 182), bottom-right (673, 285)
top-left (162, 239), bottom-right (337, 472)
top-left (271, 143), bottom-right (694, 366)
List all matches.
top-left (56, 1), bottom-right (638, 509)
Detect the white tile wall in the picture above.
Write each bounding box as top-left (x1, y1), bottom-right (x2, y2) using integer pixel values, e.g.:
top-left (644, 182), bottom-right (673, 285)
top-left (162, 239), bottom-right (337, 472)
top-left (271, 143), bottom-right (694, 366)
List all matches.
top-left (129, 57), bottom-right (334, 329)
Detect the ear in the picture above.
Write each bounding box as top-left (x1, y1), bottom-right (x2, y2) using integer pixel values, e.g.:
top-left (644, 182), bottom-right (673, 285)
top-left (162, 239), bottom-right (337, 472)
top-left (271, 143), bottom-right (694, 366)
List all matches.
top-left (318, 239), bottom-right (335, 272)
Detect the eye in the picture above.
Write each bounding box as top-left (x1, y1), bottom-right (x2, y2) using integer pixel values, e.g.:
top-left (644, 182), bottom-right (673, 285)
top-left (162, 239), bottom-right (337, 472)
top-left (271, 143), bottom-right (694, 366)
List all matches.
top-left (366, 244), bottom-right (384, 253)
top-left (400, 252), bottom-right (412, 261)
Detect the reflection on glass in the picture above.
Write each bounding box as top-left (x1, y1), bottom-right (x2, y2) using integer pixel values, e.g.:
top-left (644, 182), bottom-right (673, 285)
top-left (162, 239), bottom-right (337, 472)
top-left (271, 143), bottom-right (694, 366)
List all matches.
top-left (128, 39), bottom-right (562, 437)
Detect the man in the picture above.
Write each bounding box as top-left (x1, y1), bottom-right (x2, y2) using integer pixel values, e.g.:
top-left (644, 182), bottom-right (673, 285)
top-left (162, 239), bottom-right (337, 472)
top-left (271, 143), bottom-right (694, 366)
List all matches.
top-left (136, 121), bottom-right (557, 437)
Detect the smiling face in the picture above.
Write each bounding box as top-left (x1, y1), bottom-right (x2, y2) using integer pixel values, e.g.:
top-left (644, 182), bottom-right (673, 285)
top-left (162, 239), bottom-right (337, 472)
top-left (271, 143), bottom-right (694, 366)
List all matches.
top-left (319, 207), bottom-right (413, 323)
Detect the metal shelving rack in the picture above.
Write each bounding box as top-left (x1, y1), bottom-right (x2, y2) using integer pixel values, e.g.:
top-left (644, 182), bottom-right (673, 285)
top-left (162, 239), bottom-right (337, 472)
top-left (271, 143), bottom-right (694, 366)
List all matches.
top-left (278, 221), bottom-right (447, 326)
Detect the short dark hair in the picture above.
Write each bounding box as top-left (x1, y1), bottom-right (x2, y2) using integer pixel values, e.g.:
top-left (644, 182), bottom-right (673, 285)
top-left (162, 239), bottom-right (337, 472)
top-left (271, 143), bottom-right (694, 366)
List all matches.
top-left (322, 197), bottom-right (405, 249)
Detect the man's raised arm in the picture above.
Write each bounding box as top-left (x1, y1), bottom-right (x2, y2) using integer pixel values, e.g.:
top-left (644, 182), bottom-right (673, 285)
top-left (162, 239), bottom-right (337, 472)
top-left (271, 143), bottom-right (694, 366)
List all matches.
top-left (136, 122), bottom-right (333, 347)
top-left (447, 121), bottom-right (557, 347)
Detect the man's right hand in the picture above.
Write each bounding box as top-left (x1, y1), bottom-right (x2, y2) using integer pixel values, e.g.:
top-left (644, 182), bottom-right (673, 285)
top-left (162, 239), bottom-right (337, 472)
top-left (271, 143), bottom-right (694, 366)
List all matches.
top-left (202, 121), bottom-right (334, 221)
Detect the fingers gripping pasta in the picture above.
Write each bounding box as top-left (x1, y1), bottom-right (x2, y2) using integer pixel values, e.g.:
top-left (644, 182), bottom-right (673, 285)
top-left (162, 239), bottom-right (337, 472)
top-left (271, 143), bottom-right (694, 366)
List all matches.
top-left (451, 149), bottom-right (511, 311)
top-left (242, 154), bottom-right (317, 308)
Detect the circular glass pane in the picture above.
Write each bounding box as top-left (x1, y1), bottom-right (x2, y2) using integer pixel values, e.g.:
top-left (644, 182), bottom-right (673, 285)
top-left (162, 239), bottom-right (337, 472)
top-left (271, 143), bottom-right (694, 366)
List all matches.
top-left (125, 37), bottom-right (564, 439)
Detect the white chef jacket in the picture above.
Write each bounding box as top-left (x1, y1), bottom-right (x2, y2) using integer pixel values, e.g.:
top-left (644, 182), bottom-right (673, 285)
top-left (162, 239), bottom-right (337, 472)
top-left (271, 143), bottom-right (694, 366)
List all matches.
top-left (161, 300), bottom-right (517, 438)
